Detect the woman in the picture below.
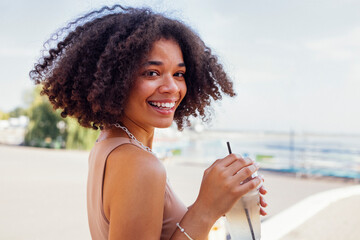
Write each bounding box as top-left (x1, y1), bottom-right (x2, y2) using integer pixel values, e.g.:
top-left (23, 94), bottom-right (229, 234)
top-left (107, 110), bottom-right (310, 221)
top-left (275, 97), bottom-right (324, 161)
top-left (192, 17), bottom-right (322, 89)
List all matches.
top-left (30, 5), bottom-right (267, 240)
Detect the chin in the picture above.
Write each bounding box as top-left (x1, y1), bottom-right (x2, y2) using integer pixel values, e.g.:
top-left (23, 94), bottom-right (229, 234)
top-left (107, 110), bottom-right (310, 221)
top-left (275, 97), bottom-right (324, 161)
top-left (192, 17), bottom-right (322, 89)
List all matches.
top-left (153, 120), bottom-right (174, 129)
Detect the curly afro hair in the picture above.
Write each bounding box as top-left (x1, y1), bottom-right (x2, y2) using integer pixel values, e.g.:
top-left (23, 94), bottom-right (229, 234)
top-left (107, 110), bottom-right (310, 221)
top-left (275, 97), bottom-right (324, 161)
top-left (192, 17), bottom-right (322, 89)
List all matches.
top-left (30, 5), bottom-right (236, 130)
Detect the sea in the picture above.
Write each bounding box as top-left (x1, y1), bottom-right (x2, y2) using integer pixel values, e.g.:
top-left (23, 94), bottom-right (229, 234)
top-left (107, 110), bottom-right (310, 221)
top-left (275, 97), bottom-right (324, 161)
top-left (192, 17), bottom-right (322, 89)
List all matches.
top-left (153, 129), bottom-right (360, 180)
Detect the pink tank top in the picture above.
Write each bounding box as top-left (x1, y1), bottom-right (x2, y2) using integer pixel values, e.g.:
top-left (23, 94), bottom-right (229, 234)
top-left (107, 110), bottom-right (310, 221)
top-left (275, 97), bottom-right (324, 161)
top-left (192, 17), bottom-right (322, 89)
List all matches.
top-left (87, 137), bottom-right (188, 240)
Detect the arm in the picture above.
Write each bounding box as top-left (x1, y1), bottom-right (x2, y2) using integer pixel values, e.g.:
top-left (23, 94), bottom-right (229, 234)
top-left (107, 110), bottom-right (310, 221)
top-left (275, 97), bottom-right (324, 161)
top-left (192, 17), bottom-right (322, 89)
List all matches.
top-left (104, 147), bottom-right (264, 240)
top-left (170, 154), bottom-right (262, 240)
top-left (103, 144), bottom-right (166, 240)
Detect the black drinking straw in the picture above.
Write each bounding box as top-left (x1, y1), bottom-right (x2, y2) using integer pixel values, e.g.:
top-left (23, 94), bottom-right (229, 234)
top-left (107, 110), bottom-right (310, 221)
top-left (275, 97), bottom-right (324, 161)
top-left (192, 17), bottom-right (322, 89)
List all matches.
top-left (226, 142), bottom-right (256, 240)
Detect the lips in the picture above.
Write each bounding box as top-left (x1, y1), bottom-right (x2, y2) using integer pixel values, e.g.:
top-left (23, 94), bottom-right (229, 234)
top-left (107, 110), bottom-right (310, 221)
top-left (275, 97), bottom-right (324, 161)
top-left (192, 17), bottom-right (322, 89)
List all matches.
top-left (148, 101), bottom-right (176, 110)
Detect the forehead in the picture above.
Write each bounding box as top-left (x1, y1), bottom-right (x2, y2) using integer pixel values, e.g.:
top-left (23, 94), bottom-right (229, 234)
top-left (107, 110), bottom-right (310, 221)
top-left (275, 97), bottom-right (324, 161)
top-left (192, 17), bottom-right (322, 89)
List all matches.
top-left (146, 38), bottom-right (184, 62)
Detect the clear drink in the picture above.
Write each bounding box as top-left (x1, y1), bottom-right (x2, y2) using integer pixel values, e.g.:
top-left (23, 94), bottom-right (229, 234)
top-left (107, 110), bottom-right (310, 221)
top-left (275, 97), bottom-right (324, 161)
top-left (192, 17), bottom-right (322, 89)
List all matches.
top-left (224, 142), bottom-right (261, 239)
top-left (225, 189), bottom-right (261, 240)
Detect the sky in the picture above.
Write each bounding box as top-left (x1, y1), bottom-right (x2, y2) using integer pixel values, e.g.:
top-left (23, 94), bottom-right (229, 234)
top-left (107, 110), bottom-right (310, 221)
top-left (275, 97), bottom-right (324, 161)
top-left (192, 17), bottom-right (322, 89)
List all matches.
top-left (1, 0), bottom-right (360, 134)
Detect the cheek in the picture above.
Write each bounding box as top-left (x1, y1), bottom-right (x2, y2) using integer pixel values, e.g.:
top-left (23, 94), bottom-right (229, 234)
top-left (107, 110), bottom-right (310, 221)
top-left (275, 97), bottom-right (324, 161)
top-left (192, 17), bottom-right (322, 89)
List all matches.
top-left (131, 82), bottom-right (154, 100)
top-left (180, 82), bottom-right (187, 100)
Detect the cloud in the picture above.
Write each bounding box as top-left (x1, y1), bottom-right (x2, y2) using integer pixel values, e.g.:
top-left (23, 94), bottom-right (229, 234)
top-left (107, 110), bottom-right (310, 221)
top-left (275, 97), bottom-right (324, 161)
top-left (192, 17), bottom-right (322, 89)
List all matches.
top-left (233, 68), bottom-right (288, 84)
top-left (305, 27), bottom-right (360, 61)
top-left (0, 47), bottom-right (37, 58)
top-left (344, 62), bottom-right (360, 99)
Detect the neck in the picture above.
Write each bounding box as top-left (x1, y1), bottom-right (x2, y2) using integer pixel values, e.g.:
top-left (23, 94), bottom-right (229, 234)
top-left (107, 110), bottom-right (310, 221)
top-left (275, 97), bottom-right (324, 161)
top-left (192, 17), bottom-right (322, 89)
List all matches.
top-left (99, 119), bottom-right (155, 149)
top-left (121, 118), bottom-right (155, 149)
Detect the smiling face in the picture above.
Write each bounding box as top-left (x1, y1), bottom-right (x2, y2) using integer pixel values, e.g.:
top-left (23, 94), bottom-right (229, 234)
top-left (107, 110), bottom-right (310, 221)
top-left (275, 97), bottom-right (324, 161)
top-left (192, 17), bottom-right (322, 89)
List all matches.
top-left (121, 38), bottom-right (187, 130)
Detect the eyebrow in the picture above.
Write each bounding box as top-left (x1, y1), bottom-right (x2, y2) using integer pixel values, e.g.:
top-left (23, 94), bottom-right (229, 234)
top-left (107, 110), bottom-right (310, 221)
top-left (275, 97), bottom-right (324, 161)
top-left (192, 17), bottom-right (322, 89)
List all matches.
top-left (144, 61), bottom-right (186, 67)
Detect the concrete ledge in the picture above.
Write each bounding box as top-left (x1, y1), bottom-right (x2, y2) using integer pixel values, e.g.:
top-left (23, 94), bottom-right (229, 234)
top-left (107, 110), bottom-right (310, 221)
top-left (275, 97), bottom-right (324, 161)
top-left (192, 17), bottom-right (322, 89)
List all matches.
top-left (261, 185), bottom-right (360, 240)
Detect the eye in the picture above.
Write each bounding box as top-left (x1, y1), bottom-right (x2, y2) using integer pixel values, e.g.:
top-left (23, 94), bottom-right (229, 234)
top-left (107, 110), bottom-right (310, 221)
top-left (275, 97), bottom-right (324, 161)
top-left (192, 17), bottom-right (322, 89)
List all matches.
top-left (174, 72), bottom-right (186, 78)
top-left (143, 70), bottom-right (159, 77)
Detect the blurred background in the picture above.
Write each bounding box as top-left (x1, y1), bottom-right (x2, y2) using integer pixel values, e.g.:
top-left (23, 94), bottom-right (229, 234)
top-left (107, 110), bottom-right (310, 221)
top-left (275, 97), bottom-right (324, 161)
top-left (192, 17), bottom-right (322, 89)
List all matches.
top-left (0, 0), bottom-right (359, 239)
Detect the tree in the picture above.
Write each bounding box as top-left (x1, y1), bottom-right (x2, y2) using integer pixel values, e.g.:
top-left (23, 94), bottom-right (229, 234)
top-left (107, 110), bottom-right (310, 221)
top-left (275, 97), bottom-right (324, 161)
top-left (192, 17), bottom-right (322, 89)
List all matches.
top-left (65, 118), bottom-right (99, 150)
top-left (0, 110), bottom-right (9, 120)
top-left (9, 107), bottom-right (27, 118)
top-left (24, 97), bottom-right (65, 148)
top-left (24, 86), bottom-right (99, 150)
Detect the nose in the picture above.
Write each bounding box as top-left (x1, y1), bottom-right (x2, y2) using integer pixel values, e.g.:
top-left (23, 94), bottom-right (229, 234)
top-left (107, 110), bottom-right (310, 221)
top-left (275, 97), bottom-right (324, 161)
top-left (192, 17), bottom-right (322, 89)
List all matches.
top-left (158, 74), bottom-right (180, 93)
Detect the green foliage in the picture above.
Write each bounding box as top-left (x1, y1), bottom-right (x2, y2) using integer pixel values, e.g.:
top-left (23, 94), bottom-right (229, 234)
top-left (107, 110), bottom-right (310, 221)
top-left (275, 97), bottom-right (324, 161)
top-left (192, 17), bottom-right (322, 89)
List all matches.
top-left (24, 86), bottom-right (99, 150)
top-left (9, 107), bottom-right (28, 118)
top-left (255, 154), bottom-right (274, 162)
top-left (0, 110), bottom-right (10, 120)
top-left (65, 118), bottom-right (99, 150)
top-left (24, 98), bottom-right (64, 148)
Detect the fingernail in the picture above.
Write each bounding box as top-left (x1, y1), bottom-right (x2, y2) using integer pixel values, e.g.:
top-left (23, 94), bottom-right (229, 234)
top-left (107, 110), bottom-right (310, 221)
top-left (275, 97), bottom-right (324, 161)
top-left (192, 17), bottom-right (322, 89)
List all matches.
top-left (250, 165), bottom-right (258, 173)
top-left (244, 156), bottom-right (253, 162)
top-left (260, 175), bottom-right (265, 181)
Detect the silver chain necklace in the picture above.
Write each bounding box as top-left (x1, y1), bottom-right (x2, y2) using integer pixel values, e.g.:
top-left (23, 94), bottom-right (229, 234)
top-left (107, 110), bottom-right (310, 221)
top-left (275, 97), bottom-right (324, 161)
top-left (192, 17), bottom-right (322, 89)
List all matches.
top-left (113, 123), bottom-right (155, 155)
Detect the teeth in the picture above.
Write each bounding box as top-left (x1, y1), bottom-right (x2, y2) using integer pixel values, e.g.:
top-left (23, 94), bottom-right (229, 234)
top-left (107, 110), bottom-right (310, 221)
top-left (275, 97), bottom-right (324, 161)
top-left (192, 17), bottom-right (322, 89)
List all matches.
top-left (150, 101), bottom-right (175, 108)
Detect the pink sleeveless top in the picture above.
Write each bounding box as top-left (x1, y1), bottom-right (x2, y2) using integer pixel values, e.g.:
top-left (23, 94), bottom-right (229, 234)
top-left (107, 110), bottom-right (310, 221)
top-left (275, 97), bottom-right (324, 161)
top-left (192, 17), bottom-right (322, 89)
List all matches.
top-left (87, 137), bottom-right (188, 240)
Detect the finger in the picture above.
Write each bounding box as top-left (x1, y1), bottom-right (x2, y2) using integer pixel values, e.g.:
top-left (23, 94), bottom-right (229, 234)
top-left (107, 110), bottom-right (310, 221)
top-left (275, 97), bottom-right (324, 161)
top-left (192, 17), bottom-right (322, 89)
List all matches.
top-left (207, 153), bottom-right (242, 171)
top-left (260, 175), bottom-right (265, 182)
top-left (259, 185), bottom-right (267, 195)
top-left (235, 176), bottom-right (261, 195)
top-left (259, 195), bottom-right (267, 208)
top-left (233, 163), bottom-right (260, 184)
top-left (260, 207), bottom-right (267, 216)
top-left (223, 153), bottom-right (244, 167)
top-left (225, 157), bottom-right (254, 176)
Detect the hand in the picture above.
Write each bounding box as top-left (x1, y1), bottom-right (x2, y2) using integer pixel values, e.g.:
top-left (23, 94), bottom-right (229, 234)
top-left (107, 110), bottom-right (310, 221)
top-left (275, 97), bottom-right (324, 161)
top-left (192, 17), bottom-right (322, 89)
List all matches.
top-left (258, 176), bottom-right (268, 216)
top-left (193, 154), bottom-right (261, 222)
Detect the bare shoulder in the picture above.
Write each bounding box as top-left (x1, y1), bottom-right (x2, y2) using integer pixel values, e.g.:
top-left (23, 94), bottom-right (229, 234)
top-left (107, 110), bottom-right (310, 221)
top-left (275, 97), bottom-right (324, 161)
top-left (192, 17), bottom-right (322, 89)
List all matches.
top-left (103, 143), bottom-right (167, 226)
top-left (105, 143), bottom-right (166, 179)
top-left (103, 143), bottom-right (167, 238)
